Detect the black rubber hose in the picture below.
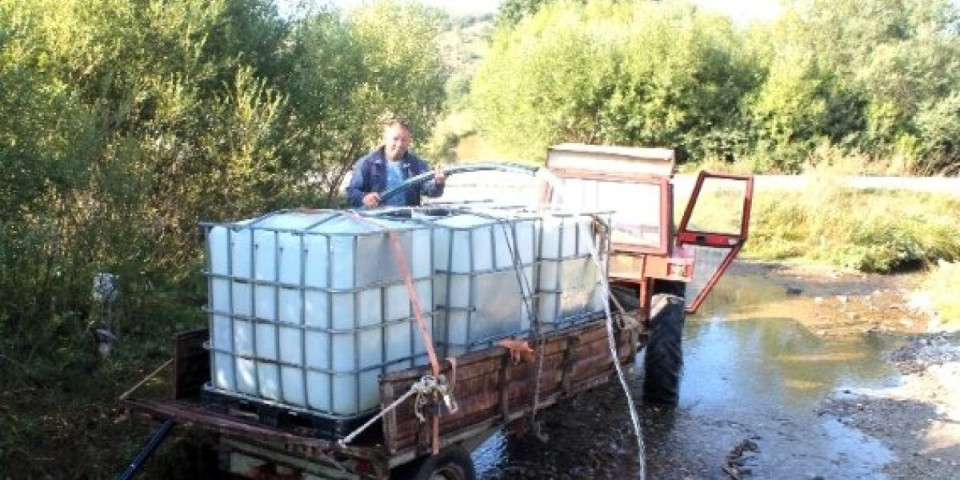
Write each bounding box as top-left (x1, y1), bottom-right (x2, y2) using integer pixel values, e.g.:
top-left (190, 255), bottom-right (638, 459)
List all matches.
top-left (115, 419), bottom-right (175, 480)
top-left (377, 162), bottom-right (539, 206)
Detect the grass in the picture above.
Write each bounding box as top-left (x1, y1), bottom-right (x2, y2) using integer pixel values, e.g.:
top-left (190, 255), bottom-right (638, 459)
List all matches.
top-left (921, 260), bottom-right (960, 325)
top-left (684, 171), bottom-right (960, 274)
top-left (0, 280), bottom-right (207, 479)
top-left (682, 162), bottom-right (960, 328)
top-left (686, 145), bottom-right (960, 275)
top-left (754, 186), bottom-right (959, 273)
top-left (0, 335), bottom-right (184, 479)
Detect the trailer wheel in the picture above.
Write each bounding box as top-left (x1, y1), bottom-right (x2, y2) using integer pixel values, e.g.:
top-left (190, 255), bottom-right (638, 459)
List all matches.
top-left (643, 293), bottom-right (685, 405)
top-left (393, 446), bottom-right (475, 480)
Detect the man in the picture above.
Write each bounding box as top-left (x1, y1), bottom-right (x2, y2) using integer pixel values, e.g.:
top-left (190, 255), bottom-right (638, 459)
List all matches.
top-left (346, 117), bottom-right (446, 208)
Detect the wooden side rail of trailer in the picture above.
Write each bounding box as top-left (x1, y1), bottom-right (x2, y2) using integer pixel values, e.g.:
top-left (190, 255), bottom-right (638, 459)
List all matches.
top-left (121, 313), bottom-right (641, 479)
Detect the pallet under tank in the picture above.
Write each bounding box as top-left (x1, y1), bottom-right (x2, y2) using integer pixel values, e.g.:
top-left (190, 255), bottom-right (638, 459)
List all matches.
top-left (123, 314), bottom-right (639, 478)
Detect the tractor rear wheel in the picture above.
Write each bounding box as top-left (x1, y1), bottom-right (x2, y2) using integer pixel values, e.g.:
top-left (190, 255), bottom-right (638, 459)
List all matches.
top-left (643, 293), bottom-right (686, 405)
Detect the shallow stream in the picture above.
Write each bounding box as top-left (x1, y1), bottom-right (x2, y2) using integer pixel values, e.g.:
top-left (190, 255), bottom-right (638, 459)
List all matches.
top-left (473, 274), bottom-right (908, 479)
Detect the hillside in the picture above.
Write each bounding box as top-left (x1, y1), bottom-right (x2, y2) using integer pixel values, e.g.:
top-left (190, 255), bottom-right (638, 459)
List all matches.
top-left (429, 14), bottom-right (497, 162)
top-left (436, 13), bottom-right (495, 79)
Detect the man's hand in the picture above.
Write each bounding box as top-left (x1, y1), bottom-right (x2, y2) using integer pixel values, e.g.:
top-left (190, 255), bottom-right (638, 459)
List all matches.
top-left (433, 167), bottom-right (446, 185)
top-left (362, 192), bottom-right (381, 208)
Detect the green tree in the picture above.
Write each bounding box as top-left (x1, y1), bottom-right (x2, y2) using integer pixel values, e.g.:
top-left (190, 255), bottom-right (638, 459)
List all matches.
top-left (473, 0), bottom-right (761, 162)
top-left (0, 0), bottom-right (293, 396)
top-left (751, 0), bottom-right (960, 171)
top-left (496, 0), bottom-right (619, 29)
top-left (282, 1), bottom-right (448, 204)
top-left (497, 0), bottom-right (554, 28)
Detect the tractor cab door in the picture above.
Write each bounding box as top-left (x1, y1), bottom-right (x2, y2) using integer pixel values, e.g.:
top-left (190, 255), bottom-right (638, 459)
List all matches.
top-left (675, 171), bottom-right (754, 313)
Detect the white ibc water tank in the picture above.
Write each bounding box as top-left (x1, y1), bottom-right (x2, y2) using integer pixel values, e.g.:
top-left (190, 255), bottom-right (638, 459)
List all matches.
top-left (537, 212), bottom-right (609, 328)
top-left (205, 210), bottom-right (434, 418)
top-left (427, 209), bottom-right (539, 355)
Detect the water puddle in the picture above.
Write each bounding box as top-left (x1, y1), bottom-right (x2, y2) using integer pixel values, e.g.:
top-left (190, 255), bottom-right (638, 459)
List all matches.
top-left (476, 274), bottom-right (906, 479)
top-left (682, 317), bottom-right (902, 414)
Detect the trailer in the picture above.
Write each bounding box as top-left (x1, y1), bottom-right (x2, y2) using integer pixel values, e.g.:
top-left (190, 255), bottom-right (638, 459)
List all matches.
top-left (119, 144), bottom-right (753, 479)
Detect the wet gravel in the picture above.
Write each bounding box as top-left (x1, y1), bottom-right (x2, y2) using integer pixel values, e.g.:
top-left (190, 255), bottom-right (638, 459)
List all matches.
top-left (819, 333), bottom-right (960, 480)
top-left (887, 333), bottom-right (960, 373)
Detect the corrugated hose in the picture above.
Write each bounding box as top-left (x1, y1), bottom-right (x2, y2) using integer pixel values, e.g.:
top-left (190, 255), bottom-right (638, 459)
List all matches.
top-left (376, 162), bottom-right (540, 207)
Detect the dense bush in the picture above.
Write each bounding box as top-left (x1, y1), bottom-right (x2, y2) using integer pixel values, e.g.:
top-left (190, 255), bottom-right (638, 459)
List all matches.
top-left (0, 0), bottom-right (447, 476)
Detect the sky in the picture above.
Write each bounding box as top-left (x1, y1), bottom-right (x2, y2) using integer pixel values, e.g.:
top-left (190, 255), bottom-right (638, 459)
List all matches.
top-left (282, 1), bottom-right (784, 24)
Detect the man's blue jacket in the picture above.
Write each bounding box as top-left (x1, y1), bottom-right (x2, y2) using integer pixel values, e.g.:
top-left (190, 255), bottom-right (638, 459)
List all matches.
top-left (346, 147), bottom-right (444, 208)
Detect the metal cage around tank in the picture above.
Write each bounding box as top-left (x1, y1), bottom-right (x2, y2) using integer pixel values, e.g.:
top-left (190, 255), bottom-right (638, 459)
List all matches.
top-left (202, 210), bottom-right (435, 420)
top-left (200, 205), bottom-right (615, 424)
top-left (421, 207), bottom-right (541, 356)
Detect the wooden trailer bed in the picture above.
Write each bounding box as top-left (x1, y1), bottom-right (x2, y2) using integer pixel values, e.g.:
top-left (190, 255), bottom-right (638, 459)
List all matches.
top-left (122, 314), bottom-right (640, 478)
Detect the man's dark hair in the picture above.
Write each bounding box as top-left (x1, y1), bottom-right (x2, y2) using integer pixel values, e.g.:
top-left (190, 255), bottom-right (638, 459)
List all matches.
top-left (380, 113), bottom-right (410, 131)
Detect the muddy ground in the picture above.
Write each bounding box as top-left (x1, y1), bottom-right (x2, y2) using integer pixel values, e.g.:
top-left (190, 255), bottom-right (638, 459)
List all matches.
top-left (474, 260), bottom-right (960, 479)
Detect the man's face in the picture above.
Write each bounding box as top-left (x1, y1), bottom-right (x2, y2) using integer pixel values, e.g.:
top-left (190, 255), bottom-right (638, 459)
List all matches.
top-left (383, 124), bottom-right (412, 161)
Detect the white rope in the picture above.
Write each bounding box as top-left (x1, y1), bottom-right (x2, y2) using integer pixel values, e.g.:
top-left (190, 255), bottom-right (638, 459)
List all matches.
top-left (337, 374), bottom-right (457, 448)
top-left (585, 216), bottom-right (646, 480)
top-left (531, 171), bottom-right (646, 476)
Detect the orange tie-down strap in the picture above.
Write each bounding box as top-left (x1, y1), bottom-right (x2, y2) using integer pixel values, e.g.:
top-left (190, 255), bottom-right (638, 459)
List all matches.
top-left (342, 212), bottom-right (452, 454)
top-left (343, 212), bottom-right (441, 376)
top-left (431, 357), bottom-right (459, 454)
top-left (383, 228), bottom-right (441, 377)
top-left (384, 227), bottom-right (471, 454)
